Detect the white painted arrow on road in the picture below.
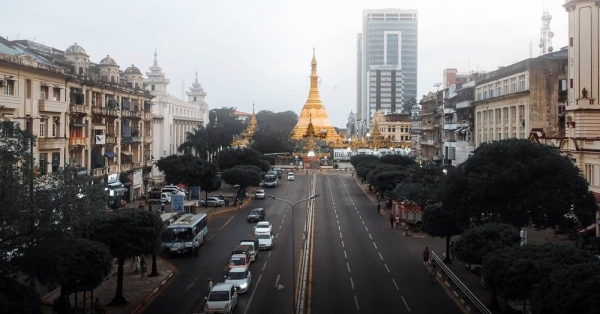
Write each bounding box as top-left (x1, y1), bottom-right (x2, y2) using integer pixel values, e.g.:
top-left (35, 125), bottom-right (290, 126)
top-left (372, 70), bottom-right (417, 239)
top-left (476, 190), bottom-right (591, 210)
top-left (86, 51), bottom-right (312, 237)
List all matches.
top-left (186, 276), bottom-right (199, 291)
top-left (275, 274), bottom-right (284, 290)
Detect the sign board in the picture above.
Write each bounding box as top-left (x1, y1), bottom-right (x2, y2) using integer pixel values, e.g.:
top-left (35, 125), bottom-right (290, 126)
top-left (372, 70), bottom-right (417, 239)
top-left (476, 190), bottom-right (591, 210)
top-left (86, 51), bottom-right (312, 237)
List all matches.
top-left (190, 186), bottom-right (201, 201)
top-left (107, 173), bottom-right (118, 184)
top-left (172, 195), bottom-right (185, 211)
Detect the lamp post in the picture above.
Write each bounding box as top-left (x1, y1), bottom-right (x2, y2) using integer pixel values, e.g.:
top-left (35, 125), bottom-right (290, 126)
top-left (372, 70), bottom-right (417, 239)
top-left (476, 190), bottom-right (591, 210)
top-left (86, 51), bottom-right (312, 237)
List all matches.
top-left (271, 194), bottom-right (320, 314)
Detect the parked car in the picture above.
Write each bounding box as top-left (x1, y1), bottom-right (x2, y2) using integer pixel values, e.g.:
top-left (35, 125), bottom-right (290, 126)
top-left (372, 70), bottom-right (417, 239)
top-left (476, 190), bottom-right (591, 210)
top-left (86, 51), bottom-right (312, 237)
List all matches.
top-left (205, 283), bottom-right (238, 313)
top-left (254, 221), bottom-right (272, 235)
top-left (162, 186), bottom-right (186, 196)
top-left (257, 233), bottom-right (274, 250)
top-left (224, 268), bottom-right (252, 294)
top-left (247, 208), bottom-right (265, 222)
top-left (255, 190), bottom-right (265, 200)
top-left (287, 172), bottom-right (295, 181)
top-left (200, 197), bottom-right (225, 207)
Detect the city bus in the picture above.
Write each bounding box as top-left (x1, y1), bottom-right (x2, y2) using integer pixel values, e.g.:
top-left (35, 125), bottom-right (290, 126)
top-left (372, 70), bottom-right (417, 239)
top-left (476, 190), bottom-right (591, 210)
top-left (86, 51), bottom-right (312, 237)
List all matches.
top-left (163, 213), bottom-right (208, 256)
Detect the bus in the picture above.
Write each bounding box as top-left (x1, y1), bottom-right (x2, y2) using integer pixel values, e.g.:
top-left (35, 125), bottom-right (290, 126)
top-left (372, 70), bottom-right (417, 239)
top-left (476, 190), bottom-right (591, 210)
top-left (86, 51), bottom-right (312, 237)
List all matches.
top-left (163, 213), bottom-right (208, 256)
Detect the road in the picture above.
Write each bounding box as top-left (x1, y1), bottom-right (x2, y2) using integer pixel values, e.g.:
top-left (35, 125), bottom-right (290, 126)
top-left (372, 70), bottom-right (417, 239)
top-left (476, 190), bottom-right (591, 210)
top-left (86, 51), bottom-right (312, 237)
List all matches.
top-left (144, 171), bottom-right (460, 313)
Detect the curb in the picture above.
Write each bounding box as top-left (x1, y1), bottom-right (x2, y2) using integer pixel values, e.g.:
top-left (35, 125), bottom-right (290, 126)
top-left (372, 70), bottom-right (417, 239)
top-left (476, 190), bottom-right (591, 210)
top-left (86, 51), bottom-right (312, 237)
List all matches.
top-left (130, 270), bottom-right (175, 314)
top-left (206, 199), bottom-right (252, 219)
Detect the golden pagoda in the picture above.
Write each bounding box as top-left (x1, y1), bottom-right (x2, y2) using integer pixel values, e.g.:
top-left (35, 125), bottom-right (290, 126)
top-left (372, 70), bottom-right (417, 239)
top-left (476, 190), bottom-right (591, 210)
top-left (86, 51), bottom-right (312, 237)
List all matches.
top-left (231, 104), bottom-right (258, 148)
top-left (291, 49), bottom-right (340, 142)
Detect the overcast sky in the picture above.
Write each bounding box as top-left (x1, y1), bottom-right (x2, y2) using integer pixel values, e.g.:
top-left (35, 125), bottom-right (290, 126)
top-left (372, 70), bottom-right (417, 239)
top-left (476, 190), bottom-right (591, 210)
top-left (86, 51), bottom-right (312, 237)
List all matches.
top-left (2, 0), bottom-right (568, 127)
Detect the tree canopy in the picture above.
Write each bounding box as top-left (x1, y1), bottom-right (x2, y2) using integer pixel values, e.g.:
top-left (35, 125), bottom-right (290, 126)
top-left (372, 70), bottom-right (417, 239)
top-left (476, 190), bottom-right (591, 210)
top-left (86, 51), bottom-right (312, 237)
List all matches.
top-left (156, 154), bottom-right (217, 187)
top-left (221, 165), bottom-right (262, 205)
top-left (422, 203), bottom-right (463, 262)
top-left (350, 155), bottom-right (379, 168)
top-left (454, 223), bottom-right (520, 266)
top-left (442, 139), bottom-right (597, 230)
top-left (218, 147), bottom-right (268, 171)
top-left (251, 110), bottom-right (298, 154)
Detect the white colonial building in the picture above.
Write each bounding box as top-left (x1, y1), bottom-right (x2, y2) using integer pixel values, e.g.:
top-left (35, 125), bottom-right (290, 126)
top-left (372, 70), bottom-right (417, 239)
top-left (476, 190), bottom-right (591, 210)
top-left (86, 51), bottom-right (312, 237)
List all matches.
top-left (145, 52), bottom-right (209, 181)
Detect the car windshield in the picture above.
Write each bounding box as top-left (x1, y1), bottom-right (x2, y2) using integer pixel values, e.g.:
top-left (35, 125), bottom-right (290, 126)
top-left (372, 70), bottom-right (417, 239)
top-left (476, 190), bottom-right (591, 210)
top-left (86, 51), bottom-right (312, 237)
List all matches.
top-left (230, 258), bottom-right (246, 266)
top-left (208, 291), bottom-right (229, 302)
top-left (227, 271), bottom-right (247, 280)
top-left (258, 234), bottom-right (271, 240)
top-left (251, 210), bottom-right (261, 215)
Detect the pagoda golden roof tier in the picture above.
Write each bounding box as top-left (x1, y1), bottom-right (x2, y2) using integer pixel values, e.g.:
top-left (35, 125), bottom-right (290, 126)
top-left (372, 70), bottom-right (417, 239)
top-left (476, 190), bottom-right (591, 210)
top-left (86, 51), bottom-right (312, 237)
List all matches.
top-left (291, 49), bottom-right (340, 142)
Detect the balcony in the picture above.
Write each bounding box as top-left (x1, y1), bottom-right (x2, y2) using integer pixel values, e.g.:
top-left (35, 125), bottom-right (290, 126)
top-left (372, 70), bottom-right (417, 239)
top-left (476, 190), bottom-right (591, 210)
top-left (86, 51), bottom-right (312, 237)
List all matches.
top-left (144, 112), bottom-right (153, 120)
top-left (39, 99), bottom-right (67, 113)
top-left (106, 136), bottom-right (117, 144)
top-left (70, 104), bottom-right (87, 115)
top-left (121, 163), bottom-right (132, 172)
top-left (145, 160), bottom-right (154, 168)
top-left (132, 136), bottom-right (141, 142)
top-left (133, 162), bottom-right (143, 169)
top-left (69, 137), bottom-right (86, 146)
top-left (107, 109), bottom-right (118, 117)
top-left (37, 137), bottom-right (66, 150)
top-left (92, 167), bottom-right (107, 177)
top-left (92, 107), bottom-right (106, 115)
top-left (144, 136), bottom-right (152, 143)
top-left (456, 100), bottom-right (473, 109)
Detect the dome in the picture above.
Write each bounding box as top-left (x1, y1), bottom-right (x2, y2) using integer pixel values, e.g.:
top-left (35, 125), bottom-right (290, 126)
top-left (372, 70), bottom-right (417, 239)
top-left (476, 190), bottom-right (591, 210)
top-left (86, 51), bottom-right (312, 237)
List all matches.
top-left (65, 42), bottom-right (87, 55)
top-left (99, 55), bottom-right (118, 66)
top-left (124, 64), bottom-right (141, 75)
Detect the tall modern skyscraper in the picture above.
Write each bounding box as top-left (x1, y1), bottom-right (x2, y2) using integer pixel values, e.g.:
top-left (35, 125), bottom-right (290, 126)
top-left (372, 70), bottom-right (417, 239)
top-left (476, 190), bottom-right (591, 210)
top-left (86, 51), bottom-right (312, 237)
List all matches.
top-left (357, 9), bottom-right (418, 134)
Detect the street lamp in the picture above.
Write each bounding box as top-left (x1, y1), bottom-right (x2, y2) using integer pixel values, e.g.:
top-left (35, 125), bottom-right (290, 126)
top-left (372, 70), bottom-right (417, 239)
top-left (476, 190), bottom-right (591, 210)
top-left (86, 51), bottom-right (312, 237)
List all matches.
top-left (270, 194), bottom-right (320, 314)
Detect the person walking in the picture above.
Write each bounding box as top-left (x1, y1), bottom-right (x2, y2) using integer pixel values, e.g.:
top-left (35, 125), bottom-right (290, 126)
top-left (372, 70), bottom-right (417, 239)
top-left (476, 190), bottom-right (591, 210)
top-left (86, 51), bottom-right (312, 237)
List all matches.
top-left (449, 241), bottom-right (455, 260)
top-left (395, 215), bottom-right (400, 229)
top-left (140, 257), bottom-right (147, 278)
top-left (423, 247), bottom-right (430, 265)
top-left (207, 278), bottom-right (213, 296)
top-left (389, 214), bottom-right (394, 228)
top-left (377, 203), bottom-right (381, 214)
top-left (429, 264), bottom-right (437, 283)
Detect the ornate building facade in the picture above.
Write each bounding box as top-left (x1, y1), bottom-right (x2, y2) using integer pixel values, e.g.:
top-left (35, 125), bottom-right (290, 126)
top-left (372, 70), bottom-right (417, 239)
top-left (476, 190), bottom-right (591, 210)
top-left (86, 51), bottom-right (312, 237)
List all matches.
top-left (145, 52), bottom-right (209, 182)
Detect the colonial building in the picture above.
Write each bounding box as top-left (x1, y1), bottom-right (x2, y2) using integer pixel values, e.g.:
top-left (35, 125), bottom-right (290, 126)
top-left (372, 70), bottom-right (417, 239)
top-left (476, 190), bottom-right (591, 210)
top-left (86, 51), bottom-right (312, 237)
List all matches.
top-left (473, 49), bottom-right (567, 147)
top-left (410, 101), bottom-right (421, 158)
top-left (0, 39), bottom-right (154, 202)
top-left (370, 110), bottom-right (412, 146)
top-left (145, 52), bottom-right (209, 182)
top-left (442, 79), bottom-right (475, 167)
top-left (419, 90), bottom-right (443, 163)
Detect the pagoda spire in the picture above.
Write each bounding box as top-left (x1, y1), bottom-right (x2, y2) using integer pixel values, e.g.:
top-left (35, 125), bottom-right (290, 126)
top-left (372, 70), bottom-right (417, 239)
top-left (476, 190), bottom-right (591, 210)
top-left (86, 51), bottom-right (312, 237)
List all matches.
top-left (246, 103), bottom-right (258, 135)
top-left (153, 49), bottom-right (158, 67)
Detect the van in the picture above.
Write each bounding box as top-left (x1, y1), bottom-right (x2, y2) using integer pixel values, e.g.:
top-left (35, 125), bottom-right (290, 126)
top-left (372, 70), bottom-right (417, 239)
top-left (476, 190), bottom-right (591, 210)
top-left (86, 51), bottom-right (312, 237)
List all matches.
top-left (231, 245), bottom-right (251, 263)
top-left (162, 186), bottom-right (185, 196)
top-left (240, 240), bottom-right (258, 262)
top-left (148, 190), bottom-right (163, 204)
top-left (161, 192), bottom-right (172, 204)
top-left (240, 234), bottom-right (259, 251)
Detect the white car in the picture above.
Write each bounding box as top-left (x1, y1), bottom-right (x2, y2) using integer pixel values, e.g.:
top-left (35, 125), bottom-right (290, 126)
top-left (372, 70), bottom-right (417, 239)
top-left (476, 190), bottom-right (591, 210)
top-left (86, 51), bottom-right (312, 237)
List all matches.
top-left (255, 189), bottom-right (265, 200)
top-left (287, 172), bottom-right (295, 181)
top-left (257, 233), bottom-right (274, 250)
top-left (200, 197), bottom-right (225, 207)
top-left (205, 283), bottom-right (238, 313)
top-left (254, 221), bottom-right (272, 235)
top-left (224, 268), bottom-right (252, 293)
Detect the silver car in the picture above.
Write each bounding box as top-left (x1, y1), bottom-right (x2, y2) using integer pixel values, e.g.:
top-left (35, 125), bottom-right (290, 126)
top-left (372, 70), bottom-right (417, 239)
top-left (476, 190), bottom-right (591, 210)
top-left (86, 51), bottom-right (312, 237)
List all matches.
top-left (257, 233), bottom-right (274, 250)
top-left (224, 268), bottom-right (252, 293)
top-left (205, 283), bottom-right (238, 313)
top-left (200, 196), bottom-right (225, 207)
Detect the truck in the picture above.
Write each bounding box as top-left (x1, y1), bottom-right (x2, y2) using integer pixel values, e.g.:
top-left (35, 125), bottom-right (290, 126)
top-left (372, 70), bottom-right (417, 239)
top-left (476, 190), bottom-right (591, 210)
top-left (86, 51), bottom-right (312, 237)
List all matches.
top-left (392, 201), bottom-right (423, 229)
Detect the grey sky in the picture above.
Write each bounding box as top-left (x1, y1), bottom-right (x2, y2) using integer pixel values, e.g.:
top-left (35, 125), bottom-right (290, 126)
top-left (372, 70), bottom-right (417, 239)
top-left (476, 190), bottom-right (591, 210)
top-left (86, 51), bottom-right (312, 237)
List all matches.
top-left (2, 0), bottom-right (567, 127)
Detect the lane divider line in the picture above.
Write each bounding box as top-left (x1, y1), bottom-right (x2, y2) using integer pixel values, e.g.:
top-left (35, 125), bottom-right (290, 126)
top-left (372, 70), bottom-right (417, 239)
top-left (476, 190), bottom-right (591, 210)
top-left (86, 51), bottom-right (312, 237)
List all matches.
top-left (392, 279), bottom-right (399, 291)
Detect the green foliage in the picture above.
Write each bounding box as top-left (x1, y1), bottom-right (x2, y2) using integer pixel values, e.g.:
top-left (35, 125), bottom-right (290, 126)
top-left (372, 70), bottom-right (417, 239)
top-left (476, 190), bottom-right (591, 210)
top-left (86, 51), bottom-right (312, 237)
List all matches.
top-left (483, 243), bottom-right (596, 302)
top-left (423, 203), bottom-right (462, 238)
top-left (404, 162), bottom-right (444, 208)
top-left (532, 262), bottom-right (600, 314)
top-left (221, 166), bottom-right (262, 187)
top-left (178, 126), bottom-right (209, 159)
top-left (379, 154), bottom-right (416, 167)
top-left (156, 154), bottom-right (216, 187)
top-left (366, 164), bottom-right (402, 187)
top-left (355, 161), bottom-right (381, 181)
top-left (252, 110), bottom-right (298, 154)
top-left (350, 154), bottom-right (379, 168)
top-left (442, 139), bottom-right (597, 230)
top-left (218, 147), bottom-right (264, 171)
top-left (454, 223), bottom-right (520, 265)
top-left (0, 277), bottom-right (42, 314)
top-left (260, 154), bottom-right (277, 166)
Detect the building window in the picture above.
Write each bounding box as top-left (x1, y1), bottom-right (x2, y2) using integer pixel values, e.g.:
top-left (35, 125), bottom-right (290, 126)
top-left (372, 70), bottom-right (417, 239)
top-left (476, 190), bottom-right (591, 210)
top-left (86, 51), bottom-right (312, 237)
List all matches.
top-left (39, 120), bottom-right (45, 137)
top-left (39, 153), bottom-right (47, 175)
top-left (510, 78), bottom-right (517, 93)
top-left (503, 80), bottom-right (509, 95)
top-left (194, 96), bottom-right (197, 101)
top-left (135, 83), bottom-right (139, 89)
top-left (79, 67), bottom-right (84, 75)
top-left (3, 79), bottom-right (15, 96)
top-left (51, 152), bottom-right (60, 173)
top-left (518, 75), bottom-right (526, 91)
top-left (151, 85), bottom-right (155, 91)
top-left (53, 88), bottom-right (61, 101)
top-left (26, 79), bottom-right (31, 99)
top-left (52, 119), bottom-right (58, 137)
top-left (585, 164), bottom-right (595, 186)
top-left (101, 76), bottom-right (108, 82)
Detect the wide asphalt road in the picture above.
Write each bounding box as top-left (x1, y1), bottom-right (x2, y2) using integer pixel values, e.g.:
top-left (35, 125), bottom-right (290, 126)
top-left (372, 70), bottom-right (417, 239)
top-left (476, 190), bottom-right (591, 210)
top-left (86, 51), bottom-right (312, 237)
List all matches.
top-left (309, 172), bottom-right (461, 314)
top-left (144, 170), bottom-right (314, 314)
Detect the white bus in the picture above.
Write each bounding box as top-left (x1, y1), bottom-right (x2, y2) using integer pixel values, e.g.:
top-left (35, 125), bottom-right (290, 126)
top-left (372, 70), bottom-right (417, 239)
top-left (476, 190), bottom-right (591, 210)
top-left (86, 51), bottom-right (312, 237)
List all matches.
top-left (163, 213), bottom-right (208, 256)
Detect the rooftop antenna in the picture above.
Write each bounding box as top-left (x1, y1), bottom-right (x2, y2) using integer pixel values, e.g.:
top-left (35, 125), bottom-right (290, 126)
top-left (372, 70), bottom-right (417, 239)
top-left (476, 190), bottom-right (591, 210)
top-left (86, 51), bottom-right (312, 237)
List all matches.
top-left (539, 6), bottom-right (554, 55)
top-left (16, 30), bottom-right (20, 40)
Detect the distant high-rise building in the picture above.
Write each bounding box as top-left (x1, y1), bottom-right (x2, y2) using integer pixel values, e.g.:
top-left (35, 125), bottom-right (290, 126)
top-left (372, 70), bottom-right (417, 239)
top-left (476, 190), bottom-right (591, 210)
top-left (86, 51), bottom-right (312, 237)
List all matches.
top-left (357, 8), bottom-right (418, 133)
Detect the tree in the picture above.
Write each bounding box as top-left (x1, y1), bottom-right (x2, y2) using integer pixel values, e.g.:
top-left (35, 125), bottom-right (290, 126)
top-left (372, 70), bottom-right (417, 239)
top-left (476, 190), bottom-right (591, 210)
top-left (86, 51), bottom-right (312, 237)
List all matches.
top-left (218, 147), bottom-right (265, 171)
top-left (422, 204), bottom-right (462, 263)
top-left (221, 166), bottom-right (262, 205)
top-left (350, 155), bottom-right (379, 168)
top-left (379, 154), bottom-right (416, 167)
top-left (373, 170), bottom-right (410, 200)
top-left (355, 161), bottom-right (381, 183)
top-left (252, 110), bottom-right (298, 154)
top-left (454, 223), bottom-right (520, 266)
top-left (88, 209), bottom-right (163, 305)
top-left (442, 139), bottom-right (597, 230)
top-left (261, 154), bottom-right (277, 166)
top-left (178, 126), bottom-right (208, 159)
top-left (0, 277), bottom-right (43, 314)
top-left (532, 262), bottom-right (600, 314)
top-left (156, 154), bottom-right (217, 189)
top-left (405, 162), bottom-right (444, 209)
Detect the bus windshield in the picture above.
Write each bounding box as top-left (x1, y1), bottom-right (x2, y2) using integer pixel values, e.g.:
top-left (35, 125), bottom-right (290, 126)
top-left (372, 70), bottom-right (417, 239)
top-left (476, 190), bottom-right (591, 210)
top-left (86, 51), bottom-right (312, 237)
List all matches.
top-left (163, 227), bottom-right (194, 242)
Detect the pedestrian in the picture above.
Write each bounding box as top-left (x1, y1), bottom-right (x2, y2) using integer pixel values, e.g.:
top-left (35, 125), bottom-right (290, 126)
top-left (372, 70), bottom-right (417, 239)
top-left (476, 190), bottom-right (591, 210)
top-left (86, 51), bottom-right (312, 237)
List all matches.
top-left (161, 203), bottom-right (165, 212)
top-left (449, 241), bottom-right (455, 260)
top-left (423, 247), bottom-right (430, 265)
top-left (140, 257), bottom-right (147, 278)
top-left (148, 204), bottom-right (153, 212)
top-left (93, 298), bottom-right (106, 314)
top-left (389, 214), bottom-right (394, 228)
top-left (377, 203), bottom-right (381, 214)
top-left (207, 278), bottom-right (213, 296)
top-left (395, 215), bottom-right (400, 229)
top-left (429, 264), bottom-right (437, 283)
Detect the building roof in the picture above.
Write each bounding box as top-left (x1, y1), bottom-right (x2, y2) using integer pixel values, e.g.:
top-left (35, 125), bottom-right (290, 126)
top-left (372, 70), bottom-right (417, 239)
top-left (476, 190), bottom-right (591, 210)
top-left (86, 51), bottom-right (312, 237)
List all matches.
top-left (65, 42), bottom-right (88, 55)
top-left (0, 36), bottom-right (17, 55)
top-left (233, 110), bottom-right (251, 116)
top-left (99, 54), bottom-right (118, 66)
top-left (124, 64), bottom-right (141, 75)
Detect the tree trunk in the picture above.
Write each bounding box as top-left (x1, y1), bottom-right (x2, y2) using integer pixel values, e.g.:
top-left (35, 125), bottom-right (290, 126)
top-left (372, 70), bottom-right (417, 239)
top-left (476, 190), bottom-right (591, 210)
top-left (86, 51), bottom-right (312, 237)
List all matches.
top-left (233, 186), bottom-right (244, 206)
top-left (444, 236), bottom-right (452, 264)
top-left (109, 258), bottom-right (127, 306)
top-left (149, 251), bottom-right (158, 277)
top-left (203, 191), bottom-right (208, 208)
top-left (57, 283), bottom-right (70, 314)
top-left (489, 285), bottom-right (499, 311)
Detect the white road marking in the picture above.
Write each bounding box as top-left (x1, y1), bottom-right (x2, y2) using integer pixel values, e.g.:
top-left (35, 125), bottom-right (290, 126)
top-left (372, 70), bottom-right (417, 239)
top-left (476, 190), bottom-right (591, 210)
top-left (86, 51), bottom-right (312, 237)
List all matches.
top-left (347, 262), bottom-right (351, 272)
top-left (392, 279), bottom-right (399, 290)
top-left (262, 261), bottom-right (268, 271)
top-left (242, 274), bottom-right (262, 314)
top-left (341, 241), bottom-right (345, 248)
top-left (354, 296), bottom-right (360, 311)
top-left (378, 252), bottom-right (383, 260)
top-left (275, 233), bottom-right (279, 238)
top-left (369, 234), bottom-right (373, 240)
top-left (336, 219), bottom-right (339, 225)
top-left (358, 215), bottom-right (362, 219)
top-left (350, 277), bottom-right (355, 290)
top-left (401, 296), bottom-right (411, 312)
top-left (338, 225), bottom-right (340, 231)
top-left (364, 226), bottom-right (369, 232)
top-left (362, 221), bottom-right (365, 225)
top-left (384, 263), bottom-right (390, 273)
top-left (373, 242), bottom-right (378, 250)
top-left (339, 232), bottom-right (343, 239)
top-left (344, 251), bottom-right (347, 259)
top-left (268, 251), bottom-right (272, 258)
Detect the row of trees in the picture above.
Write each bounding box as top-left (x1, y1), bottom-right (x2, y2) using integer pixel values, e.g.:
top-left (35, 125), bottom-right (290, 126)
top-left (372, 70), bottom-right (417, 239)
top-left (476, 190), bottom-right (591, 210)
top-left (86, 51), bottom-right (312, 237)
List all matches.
top-left (0, 121), bottom-right (164, 313)
top-left (352, 139), bottom-right (599, 313)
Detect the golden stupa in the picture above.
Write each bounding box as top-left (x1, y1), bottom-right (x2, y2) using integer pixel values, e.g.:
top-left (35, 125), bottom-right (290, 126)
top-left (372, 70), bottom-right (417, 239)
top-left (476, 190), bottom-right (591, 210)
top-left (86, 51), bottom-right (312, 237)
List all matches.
top-left (290, 49), bottom-right (340, 142)
top-left (231, 103), bottom-right (258, 148)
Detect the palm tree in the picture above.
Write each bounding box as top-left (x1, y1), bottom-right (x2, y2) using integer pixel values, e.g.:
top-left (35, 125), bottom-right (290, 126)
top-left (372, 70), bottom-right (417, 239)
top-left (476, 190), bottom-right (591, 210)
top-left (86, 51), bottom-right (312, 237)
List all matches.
top-left (178, 126), bottom-right (208, 159)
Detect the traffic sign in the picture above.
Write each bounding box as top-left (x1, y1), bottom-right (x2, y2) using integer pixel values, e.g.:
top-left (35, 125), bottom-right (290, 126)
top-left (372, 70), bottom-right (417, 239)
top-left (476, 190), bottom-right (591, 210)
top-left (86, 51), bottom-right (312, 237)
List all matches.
top-left (172, 195), bottom-right (184, 211)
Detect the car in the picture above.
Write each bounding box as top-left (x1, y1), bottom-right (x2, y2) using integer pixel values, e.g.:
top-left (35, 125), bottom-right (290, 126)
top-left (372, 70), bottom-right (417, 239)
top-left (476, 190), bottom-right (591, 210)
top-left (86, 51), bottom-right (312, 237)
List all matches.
top-left (200, 196), bottom-right (225, 207)
top-left (161, 186), bottom-right (186, 196)
top-left (205, 283), bottom-right (238, 313)
top-left (254, 221), bottom-right (272, 235)
top-left (287, 172), bottom-right (295, 181)
top-left (224, 268), bottom-right (252, 293)
top-left (229, 254), bottom-right (250, 270)
top-left (264, 178), bottom-right (278, 188)
top-left (257, 233), bottom-right (274, 250)
top-left (247, 208), bottom-right (265, 222)
top-left (255, 189), bottom-right (265, 200)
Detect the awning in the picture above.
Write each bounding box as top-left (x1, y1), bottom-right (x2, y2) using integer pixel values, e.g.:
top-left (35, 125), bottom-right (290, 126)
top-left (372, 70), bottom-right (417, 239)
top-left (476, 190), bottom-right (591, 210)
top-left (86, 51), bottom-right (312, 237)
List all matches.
top-left (108, 181), bottom-right (123, 188)
top-left (121, 151), bottom-right (133, 156)
top-left (72, 123), bottom-right (86, 128)
top-left (104, 150), bottom-right (117, 158)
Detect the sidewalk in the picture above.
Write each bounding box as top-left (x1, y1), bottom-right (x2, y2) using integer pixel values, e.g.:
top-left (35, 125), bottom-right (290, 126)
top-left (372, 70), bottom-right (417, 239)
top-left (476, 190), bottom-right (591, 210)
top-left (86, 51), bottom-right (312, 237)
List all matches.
top-left (40, 197), bottom-right (252, 314)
